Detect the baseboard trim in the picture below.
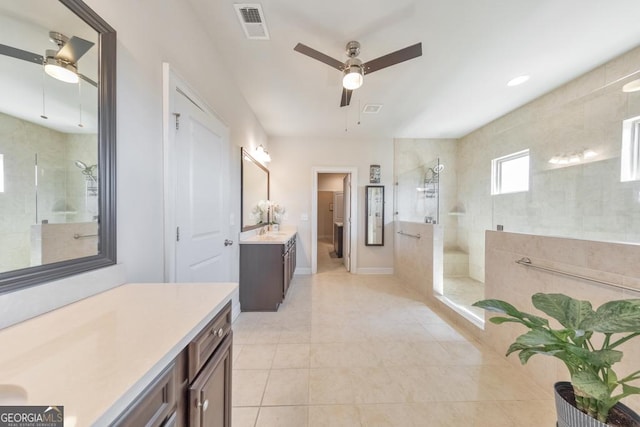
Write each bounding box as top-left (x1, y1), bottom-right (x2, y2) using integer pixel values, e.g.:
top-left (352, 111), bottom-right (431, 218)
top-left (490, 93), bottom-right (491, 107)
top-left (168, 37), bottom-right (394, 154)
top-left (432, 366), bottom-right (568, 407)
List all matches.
top-left (356, 267), bottom-right (394, 275)
top-left (294, 268), bottom-right (312, 275)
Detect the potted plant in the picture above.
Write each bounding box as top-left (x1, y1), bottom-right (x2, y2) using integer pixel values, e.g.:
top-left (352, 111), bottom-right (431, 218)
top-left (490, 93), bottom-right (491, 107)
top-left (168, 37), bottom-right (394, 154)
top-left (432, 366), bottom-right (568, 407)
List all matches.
top-left (473, 293), bottom-right (640, 426)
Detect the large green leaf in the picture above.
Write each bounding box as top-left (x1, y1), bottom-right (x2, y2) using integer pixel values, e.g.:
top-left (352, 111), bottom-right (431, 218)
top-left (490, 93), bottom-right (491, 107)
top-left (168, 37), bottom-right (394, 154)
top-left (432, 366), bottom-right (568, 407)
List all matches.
top-left (572, 371), bottom-right (610, 401)
top-left (581, 300), bottom-right (640, 333)
top-left (532, 293), bottom-right (595, 329)
top-left (515, 329), bottom-right (564, 346)
top-left (473, 299), bottom-right (548, 327)
top-left (565, 346), bottom-right (623, 369)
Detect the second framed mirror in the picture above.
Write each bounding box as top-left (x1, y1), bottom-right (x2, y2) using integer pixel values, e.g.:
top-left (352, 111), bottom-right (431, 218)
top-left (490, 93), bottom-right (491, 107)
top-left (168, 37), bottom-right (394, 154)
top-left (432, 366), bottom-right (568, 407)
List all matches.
top-left (365, 185), bottom-right (384, 246)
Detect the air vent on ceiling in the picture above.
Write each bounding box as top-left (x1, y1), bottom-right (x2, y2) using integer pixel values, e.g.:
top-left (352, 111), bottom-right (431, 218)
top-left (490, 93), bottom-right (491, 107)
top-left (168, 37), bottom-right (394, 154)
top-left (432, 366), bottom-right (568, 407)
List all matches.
top-left (234, 4), bottom-right (270, 40)
top-left (363, 104), bottom-right (383, 114)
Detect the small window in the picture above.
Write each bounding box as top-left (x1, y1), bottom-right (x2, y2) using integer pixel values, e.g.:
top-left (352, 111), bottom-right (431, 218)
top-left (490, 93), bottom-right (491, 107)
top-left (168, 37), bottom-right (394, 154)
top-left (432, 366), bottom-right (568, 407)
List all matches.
top-left (491, 149), bottom-right (530, 195)
top-left (0, 154), bottom-right (4, 193)
top-left (621, 115), bottom-right (640, 182)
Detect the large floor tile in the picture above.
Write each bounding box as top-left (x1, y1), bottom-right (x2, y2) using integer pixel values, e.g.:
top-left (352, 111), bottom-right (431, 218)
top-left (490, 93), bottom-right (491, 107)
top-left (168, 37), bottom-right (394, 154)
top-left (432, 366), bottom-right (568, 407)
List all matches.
top-left (232, 369), bottom-right (269, 407)
top-left (272, 343), bottom-right (310, 369)
top-left (261, 368), bottom-right (310, 406)
top-left (231, 266), bottom-right (558, 426)
top-left (233, 344), bottom-right (277, 369)
top-left (255, 406), bottom-right (309, 427)
top-left (308, 405), bottom-right (361, 427)
top-left (232, 407), bottom-right (259, 427)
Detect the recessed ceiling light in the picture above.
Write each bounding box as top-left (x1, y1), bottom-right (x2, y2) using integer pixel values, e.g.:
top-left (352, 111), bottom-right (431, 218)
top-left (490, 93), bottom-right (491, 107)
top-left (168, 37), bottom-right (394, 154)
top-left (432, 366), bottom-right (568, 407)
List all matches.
top-left (622, 78), bottom-right (640, 93)
top-left (507, 75), bottom-right (530, 87)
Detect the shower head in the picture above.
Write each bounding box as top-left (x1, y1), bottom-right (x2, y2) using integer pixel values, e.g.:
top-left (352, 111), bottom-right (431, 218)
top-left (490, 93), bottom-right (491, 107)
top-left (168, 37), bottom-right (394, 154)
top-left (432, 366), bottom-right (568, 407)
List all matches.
top-left (74, 160), bottom-right (97, 182)
top-left (432, 164), bottom-right (445, 173)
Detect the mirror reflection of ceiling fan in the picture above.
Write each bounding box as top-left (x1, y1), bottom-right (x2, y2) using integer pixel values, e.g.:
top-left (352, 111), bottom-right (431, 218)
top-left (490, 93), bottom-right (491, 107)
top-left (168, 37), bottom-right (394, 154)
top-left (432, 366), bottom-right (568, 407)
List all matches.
top-left (0, 31), bottom-right (96, 87)
top-left (294, 40), bottom-right (422, 107)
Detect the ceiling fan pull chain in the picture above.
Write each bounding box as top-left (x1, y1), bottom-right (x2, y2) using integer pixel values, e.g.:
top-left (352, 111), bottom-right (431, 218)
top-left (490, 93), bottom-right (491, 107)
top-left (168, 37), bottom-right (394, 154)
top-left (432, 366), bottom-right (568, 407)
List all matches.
top-left (78, 80), bottom-right (84, 128)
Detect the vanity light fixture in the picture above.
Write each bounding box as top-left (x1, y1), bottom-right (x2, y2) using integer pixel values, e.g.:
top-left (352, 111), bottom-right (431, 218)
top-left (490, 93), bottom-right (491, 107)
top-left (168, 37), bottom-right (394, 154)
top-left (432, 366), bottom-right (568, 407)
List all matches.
top-left (548, 149), bottom-right (598, 165)
top-left (622, 78), bottom-right (640, 93)
top-left (507, 75), bottom-right (530, 87)
top-left (255, 144), bottom-right (271, 163)
top-left (44, 55), bottom-right (79, 84)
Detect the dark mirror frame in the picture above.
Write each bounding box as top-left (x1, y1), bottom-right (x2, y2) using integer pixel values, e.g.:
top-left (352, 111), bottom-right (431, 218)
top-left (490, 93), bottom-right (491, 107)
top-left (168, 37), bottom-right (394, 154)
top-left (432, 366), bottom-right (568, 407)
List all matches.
top-left (0, 0), bottom-right (116, 293)
top-left (365, 185), bottom-right (385, 246)
top-left (240, 148), bottom-right (269, 231)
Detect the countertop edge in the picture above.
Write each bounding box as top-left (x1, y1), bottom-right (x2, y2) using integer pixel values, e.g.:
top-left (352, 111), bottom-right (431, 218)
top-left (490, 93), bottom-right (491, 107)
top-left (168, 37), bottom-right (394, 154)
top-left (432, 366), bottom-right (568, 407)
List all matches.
top-left (239, 229), bottom-right (297, 245)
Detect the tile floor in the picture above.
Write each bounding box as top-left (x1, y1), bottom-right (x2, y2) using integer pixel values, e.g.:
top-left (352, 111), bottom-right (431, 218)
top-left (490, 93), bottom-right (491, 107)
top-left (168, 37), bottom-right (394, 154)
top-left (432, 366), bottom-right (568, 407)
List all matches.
top-left (442, 276), bottom-right (486, 320)
top-left (231, 243), bottom-right (556, 426)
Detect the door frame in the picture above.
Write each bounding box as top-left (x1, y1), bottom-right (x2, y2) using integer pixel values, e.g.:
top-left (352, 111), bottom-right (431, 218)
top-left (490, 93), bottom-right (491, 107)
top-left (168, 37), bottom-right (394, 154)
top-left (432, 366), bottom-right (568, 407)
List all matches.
top-left (311, 166), bottom-right (358, 274)
top-left (162, 63), bottom-right (230, 282)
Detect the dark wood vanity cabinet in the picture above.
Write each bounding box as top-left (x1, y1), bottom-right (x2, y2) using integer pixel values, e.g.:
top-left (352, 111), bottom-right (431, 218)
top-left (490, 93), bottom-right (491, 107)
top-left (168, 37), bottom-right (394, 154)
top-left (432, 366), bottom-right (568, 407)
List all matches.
top-left (113, 302), bottom-right (232, 427)
top-left (240, 235), bottom-right (296, 311)
top-left (112, 361), bottom-right (178, 427)
top-left (188, 334), bottom-right (232, 427)
top-left (187, 302), bottom-right (233, 427)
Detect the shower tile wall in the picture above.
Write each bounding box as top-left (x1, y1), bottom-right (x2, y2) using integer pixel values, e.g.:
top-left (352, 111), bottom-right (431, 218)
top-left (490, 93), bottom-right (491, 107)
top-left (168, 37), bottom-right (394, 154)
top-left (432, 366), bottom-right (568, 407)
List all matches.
top-left (0, 112), bottom-right (96, 272)
top-left (456, 45), bottom-right (640, 282)
top-left (393, 138), bottom-right (458, 249)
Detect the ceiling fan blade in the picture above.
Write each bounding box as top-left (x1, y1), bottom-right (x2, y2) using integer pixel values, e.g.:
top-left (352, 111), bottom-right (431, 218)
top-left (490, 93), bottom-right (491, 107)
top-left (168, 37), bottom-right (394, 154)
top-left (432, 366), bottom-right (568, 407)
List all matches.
top-left (340, 88), bottom-right (352, 107)
top-left (78, 73), bottom-right (97, 87)
top-left (55, 36), bottom-right (94, 63)
top-left (0, 44), bottom-right (43, 65)
top-left (294, 43), bottom-right (344, 71)
top-left (363, 42), bottom-right (422, 75)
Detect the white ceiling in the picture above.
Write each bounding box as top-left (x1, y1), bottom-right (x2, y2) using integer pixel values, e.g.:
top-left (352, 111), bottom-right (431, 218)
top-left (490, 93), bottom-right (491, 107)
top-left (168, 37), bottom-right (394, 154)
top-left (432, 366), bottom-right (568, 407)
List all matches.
top-left (187, 0), bottom-right (640, 139)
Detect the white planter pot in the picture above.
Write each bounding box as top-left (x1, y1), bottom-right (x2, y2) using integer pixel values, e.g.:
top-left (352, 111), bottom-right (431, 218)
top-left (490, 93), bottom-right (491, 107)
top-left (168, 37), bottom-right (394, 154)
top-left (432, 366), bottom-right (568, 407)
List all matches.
top-left (555, 382), bottom-right (639, 427)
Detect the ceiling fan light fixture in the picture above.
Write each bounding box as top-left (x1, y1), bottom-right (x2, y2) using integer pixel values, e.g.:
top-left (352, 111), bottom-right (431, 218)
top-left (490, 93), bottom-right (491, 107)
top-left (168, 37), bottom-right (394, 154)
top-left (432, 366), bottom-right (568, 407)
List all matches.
top-left (44, 56), bottom-right (78, 84)
top-left (343, 65), bottom-right (363, 90)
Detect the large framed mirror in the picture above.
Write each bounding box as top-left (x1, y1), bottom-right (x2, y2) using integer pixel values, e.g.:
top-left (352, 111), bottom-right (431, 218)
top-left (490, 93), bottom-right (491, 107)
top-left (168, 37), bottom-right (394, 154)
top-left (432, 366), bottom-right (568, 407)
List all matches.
top-left (365, 185), bottom-right (384, 246)
top-left (0, 0), bottom-right (116, 292)
top-left (241, 148), bottom-right (269, 231)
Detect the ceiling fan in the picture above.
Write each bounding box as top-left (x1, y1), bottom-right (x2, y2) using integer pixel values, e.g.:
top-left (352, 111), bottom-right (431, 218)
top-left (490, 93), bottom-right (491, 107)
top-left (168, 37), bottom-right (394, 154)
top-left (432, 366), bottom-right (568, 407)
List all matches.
top-left (294, 40), bottom-right (422, 107)
top-left (0, 31), bottom-right (96, 86)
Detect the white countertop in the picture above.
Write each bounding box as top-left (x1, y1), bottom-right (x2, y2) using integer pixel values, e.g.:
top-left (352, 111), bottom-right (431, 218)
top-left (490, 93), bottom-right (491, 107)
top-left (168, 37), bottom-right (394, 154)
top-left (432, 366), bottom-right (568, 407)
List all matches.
top-left (240, 227), bottom-right (297, 245)
top-left (0, 282), bottom-right (238, 427)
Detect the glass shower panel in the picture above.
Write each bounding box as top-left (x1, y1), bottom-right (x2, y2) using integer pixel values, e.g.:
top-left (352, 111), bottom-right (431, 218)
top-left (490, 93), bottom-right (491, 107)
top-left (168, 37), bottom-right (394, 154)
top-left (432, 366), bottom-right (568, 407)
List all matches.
top-left (395, 157), bottom-right (441, 224)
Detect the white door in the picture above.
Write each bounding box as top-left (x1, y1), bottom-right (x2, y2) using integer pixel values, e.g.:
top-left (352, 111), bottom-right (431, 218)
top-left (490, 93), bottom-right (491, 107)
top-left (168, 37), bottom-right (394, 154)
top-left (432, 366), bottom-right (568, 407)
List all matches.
top-left (343, 174), bottom-right (351, 272)
top-left (174, 89), bottom-right (231, 282)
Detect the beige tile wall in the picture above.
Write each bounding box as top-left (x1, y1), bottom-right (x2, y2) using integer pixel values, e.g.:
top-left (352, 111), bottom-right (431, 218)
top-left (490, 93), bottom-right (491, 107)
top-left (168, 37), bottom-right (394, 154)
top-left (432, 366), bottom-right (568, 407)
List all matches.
top-left (482, 231), bottom-right (640, 411)
top-left (394, 221), bottom-right (443, 298)
top-left (457, 46), bottom-right (640, 283)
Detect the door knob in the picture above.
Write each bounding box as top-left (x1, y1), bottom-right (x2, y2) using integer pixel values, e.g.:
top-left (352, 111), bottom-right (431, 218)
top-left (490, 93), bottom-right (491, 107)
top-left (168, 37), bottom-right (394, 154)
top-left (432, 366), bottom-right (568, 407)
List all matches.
top-left (224, 239), bottom-right (234, 246)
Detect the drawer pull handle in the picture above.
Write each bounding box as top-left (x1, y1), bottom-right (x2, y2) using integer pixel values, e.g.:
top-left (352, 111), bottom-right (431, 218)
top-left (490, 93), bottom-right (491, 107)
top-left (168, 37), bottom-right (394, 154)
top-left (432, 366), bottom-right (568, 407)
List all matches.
top-left (216, 328), bottom-right (224, 337)
top-left (197, 399), bottom-right (210, 411)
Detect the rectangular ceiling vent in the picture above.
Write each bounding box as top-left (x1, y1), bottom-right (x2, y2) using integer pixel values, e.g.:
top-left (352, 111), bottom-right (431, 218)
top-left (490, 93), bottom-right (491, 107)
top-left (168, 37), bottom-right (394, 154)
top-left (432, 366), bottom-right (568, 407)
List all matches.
top-left (363, 104), bottom-right (383, 114)
top-left (234, 4), bottom-right (270, 40)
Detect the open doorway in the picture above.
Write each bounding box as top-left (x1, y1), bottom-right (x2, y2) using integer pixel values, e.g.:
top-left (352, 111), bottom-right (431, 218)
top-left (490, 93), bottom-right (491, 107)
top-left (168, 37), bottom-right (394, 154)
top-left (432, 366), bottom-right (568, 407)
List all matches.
top-left (317, 173), bottom-right (347, 273)
top-left (311, 167), bottom-right (358, 275)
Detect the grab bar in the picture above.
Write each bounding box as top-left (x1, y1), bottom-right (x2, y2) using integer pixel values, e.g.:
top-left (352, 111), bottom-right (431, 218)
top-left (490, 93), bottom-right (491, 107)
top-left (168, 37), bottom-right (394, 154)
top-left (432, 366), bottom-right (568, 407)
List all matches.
top-left (74, 233), bottom-right (98, 239)
top-left (516, 257), bottom-right (638, 293)
top-left (397, 231), bottom-right (421, 239)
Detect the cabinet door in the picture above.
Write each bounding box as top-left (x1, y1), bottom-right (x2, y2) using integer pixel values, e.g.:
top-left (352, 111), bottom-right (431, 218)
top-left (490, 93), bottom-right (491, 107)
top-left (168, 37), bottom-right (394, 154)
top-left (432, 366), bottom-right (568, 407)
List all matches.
top-left (189, 333), bottom-right (232, 427)
top-left (283, 249), bottom-right (290, 298)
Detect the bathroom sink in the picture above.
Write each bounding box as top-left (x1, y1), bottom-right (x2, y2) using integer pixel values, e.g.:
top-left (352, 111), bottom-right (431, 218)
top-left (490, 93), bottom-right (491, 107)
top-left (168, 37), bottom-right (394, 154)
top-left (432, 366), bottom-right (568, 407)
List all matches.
top-left (257, 235), bottom-right (280, 241)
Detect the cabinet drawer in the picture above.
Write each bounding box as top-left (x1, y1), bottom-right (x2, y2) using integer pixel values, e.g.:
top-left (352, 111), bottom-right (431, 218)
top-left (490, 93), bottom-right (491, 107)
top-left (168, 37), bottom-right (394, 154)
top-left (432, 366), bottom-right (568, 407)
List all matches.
top-left (112, 362), bottom-right (176, 427)
top-left (188, 301), bottom-right (232, 382)
top-left (189, 332), bottom-right (232, 427)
